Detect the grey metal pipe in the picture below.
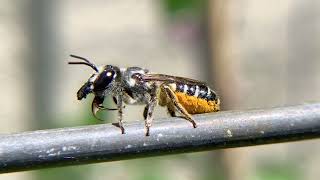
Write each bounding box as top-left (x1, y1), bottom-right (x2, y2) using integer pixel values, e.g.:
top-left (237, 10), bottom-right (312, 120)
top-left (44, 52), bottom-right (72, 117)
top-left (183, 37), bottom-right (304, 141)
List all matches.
top-left (0, 103), bottom-right (320, 173)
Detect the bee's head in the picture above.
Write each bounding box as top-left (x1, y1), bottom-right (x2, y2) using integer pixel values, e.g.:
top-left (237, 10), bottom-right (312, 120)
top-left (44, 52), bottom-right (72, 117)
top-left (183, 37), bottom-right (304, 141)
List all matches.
top-left (68, 55), bottom-right (119, 100)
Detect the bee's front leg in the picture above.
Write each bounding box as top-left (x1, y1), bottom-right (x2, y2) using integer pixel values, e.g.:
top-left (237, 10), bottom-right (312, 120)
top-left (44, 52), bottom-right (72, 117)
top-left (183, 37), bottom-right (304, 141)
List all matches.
top-left (116, 95), bottom-right (125, 134)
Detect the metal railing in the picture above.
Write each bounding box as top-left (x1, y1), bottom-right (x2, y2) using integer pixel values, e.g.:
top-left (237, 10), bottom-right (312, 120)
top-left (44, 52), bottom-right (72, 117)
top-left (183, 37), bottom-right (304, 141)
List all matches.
top-left (0, 103), bottom-right (320, 173)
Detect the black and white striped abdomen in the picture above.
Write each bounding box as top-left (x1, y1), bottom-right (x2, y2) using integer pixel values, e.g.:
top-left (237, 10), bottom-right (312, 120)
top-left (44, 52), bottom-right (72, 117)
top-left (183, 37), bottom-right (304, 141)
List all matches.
top-left (171, 83), bottom-right (218, 101)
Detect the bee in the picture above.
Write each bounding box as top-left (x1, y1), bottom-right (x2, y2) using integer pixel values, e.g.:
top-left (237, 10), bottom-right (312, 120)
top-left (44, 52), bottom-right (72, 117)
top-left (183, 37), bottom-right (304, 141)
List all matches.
top-left (68, 55), bottom-right (220, 136)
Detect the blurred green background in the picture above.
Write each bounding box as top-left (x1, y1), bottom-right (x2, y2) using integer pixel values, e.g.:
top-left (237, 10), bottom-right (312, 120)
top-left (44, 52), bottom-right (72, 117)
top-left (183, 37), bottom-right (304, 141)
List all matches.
top-left (1, 0), bottom-right (320, 180)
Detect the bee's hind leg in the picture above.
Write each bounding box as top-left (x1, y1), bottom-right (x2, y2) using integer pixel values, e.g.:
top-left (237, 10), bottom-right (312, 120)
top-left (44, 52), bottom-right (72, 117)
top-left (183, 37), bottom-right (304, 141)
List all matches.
top-left (167, 102), bottom-right (177, 117)
top-left (162, 84), bottom-right (197, 128)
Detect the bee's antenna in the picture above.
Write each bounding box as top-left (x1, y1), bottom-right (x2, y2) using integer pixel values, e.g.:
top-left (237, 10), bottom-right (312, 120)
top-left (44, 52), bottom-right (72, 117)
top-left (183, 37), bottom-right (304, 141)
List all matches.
top-left (68, 54), bottom-right (99, 72)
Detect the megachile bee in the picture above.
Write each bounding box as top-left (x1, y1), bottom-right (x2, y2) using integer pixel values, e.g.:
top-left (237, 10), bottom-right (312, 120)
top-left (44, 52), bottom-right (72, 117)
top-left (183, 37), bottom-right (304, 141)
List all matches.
top-left (69, 55), bottom-right (220, 136)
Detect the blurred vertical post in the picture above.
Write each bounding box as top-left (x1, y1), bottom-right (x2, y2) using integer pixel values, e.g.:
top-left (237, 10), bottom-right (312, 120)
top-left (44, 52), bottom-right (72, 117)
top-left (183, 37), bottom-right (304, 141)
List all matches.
top-left (207, 1), bottom-right (249, 180)
top-left (26, 0), bottom-right (60, 129)
top-left (25, 1), bottom-right (87, 180)
top-left (207, 0), bottom-right (240, 107)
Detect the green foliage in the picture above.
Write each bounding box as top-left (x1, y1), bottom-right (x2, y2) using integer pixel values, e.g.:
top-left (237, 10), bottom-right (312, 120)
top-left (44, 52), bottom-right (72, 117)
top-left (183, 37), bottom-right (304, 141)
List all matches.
top-left (253, 162), bottom-right (301, 180)
top-left (35, 166), bottom-right (91, 180)
top-left (163, 0), bottom-right (207, 17)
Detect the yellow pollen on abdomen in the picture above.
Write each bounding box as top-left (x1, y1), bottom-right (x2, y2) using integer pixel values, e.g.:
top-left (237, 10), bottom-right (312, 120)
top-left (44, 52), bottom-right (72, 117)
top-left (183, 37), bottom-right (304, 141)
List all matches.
top-left (175, 92), bottom-right (220, 114)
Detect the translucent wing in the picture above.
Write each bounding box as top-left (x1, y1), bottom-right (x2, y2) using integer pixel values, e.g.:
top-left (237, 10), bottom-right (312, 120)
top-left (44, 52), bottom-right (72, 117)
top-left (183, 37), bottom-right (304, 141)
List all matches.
top-left (138, 73), bottom-right (207, 86)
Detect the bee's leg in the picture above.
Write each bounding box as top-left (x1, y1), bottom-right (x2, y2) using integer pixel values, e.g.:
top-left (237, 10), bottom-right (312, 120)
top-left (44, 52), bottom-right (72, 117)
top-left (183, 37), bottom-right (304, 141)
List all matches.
top-left (92, 96), bottom-right (116, 121)
top-left (113, 96), bottom-right (118, 105)
top-left (97, 96), bottom-right (125, 110)
top-left (116, 95), bottom-right (125, 134)
top-left (162, 84), bottom-right (197, 128)
top-left (167, 102), bottom-right (177, 117)
top-left (159, 85), bottom-right (177, 117)
top-left (143, 86), bottom-right (158, 136)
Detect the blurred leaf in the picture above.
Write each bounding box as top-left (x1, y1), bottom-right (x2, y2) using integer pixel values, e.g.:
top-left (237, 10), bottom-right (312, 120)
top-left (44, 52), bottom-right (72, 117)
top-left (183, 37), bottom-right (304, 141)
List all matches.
top-left (254, 163), bottom-right (301, 180)
top-left (36, 166), bottom-right (90, 180)
top-left (163, 0), bottom-right (207, 17)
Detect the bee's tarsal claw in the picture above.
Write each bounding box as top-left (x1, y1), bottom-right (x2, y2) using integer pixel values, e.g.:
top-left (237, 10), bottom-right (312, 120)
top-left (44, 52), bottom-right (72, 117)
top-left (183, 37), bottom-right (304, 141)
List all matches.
top-left (91, 100), bottom-right (104, 121)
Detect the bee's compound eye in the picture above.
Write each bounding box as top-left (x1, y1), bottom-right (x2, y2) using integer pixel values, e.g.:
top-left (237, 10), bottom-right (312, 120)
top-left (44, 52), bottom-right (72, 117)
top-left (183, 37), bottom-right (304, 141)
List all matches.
top-left (93, 70), bottom-right (115, 91)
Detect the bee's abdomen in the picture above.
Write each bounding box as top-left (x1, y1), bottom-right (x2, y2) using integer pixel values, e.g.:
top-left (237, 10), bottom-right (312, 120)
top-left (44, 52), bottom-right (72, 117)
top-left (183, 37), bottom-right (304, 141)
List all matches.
top-left (170, 83), bottom-right (220, 114)
top-left (175, 83), bottom-right (217, 101)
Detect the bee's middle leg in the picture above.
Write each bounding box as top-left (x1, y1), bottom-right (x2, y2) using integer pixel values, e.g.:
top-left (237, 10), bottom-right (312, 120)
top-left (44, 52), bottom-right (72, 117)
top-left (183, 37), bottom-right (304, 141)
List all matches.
top-left (162, 84), bottom-right (197, 128)
top-left (143, 87), bottom-right (158, 136)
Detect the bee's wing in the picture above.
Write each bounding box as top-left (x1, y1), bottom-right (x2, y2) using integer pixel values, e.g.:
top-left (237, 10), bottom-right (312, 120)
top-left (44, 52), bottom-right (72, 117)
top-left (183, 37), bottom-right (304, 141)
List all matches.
top-left (141, 74), bottom-right (207, 86)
